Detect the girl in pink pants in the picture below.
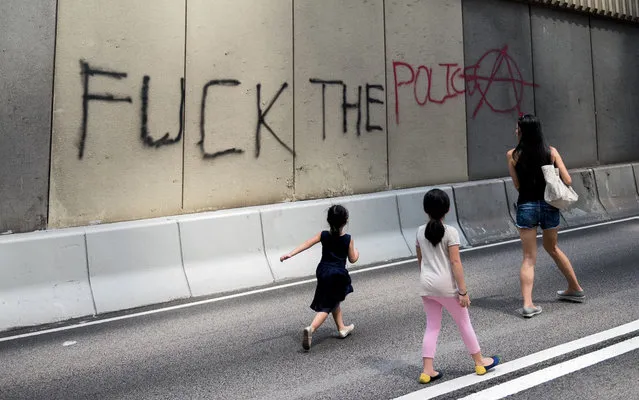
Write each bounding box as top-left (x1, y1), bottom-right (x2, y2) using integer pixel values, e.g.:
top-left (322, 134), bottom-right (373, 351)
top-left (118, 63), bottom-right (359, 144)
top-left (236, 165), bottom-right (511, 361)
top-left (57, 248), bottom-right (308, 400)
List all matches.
top-left (415, 189), bottom-right (501, 384)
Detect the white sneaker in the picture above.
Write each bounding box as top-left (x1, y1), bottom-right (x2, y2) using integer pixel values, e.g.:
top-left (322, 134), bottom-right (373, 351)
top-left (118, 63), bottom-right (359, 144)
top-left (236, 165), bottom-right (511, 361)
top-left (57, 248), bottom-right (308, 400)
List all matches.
top-left (338, 324), bottom-right (354, 338)
top-left (302, 326), bottom-right (312, 350)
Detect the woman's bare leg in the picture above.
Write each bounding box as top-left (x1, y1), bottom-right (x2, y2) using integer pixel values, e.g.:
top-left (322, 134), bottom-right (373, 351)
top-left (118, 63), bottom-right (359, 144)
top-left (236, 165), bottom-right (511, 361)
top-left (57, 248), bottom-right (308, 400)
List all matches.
top-left (519, 228), bottom-right (538, 308)
top-left (542, 229), bottom-right (582, 292)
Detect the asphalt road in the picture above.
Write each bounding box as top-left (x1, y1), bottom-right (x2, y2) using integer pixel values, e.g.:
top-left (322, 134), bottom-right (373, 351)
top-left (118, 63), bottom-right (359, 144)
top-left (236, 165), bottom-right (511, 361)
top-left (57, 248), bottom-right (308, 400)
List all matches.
top-left (0, 219), bottom-right (638, 400)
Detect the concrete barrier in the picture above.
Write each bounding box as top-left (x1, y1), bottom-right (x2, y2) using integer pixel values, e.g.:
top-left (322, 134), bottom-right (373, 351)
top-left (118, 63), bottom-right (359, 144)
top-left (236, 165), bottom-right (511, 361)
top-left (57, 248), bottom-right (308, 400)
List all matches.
top-left (261, 199), bottom-right (331, 280)
top-left (178, 210), bottom-right (274, 297)
top-left (560, 169), bottom-right (610, 227)
top-left (3, 162), bottom-right (635, 333)
top-left (396, 186), bottom-right (469, 255)
top-left (339, 192), bottom-right (412, 264)
top-left (593, 164), bottom-right (639, 219)
top-left (453, 180), bottom-right (519, 246)
top-left (85, 219), bottom-right (191, 314)
top-left (0, 229), bottom-right (95, 332)
top-left (261, 192), bottom-right (411, 281)
top-left (502, 177), bottom-right (519, 224)
top-left (502, 178), bottom-right (568, 229)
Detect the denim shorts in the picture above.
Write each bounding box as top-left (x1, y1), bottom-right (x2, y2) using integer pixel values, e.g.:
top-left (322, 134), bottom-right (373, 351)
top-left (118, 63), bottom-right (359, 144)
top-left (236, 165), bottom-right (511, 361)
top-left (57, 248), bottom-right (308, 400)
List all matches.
top-left (515, 201), bottom-right (560, 230)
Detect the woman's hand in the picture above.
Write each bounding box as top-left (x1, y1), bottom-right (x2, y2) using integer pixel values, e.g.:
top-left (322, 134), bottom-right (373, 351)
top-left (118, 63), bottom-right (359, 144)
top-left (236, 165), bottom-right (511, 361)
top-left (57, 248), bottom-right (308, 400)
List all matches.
top-left (280, 254), bottom-right (291, 262)
top-left (458, 293), bottom-right (470, 308)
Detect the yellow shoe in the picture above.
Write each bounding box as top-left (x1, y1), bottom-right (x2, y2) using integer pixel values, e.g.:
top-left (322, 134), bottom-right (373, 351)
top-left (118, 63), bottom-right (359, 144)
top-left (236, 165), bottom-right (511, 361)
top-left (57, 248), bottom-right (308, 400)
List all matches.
top-left (418, 372), bottom-right (443, 384)
top-left (476, 356), bottom-right (501, 375)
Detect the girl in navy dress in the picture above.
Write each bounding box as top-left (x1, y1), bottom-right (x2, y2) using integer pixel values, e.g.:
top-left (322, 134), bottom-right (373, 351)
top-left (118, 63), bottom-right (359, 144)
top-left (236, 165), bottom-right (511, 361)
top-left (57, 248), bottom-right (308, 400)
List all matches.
top-left (280, 205), bottom-right (359, 351)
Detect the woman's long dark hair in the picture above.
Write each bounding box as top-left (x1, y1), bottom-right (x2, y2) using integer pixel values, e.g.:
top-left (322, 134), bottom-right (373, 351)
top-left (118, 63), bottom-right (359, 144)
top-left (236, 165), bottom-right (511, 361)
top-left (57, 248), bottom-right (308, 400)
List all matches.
top-left (422, 189), bottom-right (450, 246)
top-left (327, 205), bottom-right (348, 236)
top-left (514, 114), bottom-right (551, 175)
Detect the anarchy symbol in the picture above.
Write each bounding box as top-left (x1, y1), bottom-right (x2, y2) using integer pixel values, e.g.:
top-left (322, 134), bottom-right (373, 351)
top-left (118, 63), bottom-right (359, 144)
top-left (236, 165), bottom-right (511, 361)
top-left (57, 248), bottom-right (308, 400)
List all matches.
top-left (464, 45), bottom-right (537, 118)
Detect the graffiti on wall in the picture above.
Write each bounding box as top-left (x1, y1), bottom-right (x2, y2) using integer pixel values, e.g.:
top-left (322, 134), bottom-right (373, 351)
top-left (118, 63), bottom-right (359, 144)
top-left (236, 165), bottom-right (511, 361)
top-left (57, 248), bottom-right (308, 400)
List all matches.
top-left (197, 80), bottom-right (295, 159)
top-left (79, 45), bottom-right (531, 158)
top-left (309, 79), bottom-right (384, 139)
top-left (393, 45), bottom-right (537, 124)
top-left (78, 61), bottom-right (385, 161)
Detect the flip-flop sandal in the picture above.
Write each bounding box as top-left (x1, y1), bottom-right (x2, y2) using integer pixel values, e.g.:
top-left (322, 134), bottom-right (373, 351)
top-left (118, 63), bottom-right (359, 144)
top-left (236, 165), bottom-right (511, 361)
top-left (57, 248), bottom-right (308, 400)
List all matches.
top-left (476, 356), bottom-right (501, 375)
top-left (419, 372), bottom-right (443, 384)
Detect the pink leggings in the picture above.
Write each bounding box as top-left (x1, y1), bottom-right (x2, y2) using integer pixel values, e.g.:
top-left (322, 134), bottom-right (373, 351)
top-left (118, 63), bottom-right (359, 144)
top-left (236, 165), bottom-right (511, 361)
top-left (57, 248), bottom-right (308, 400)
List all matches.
top-left (422, 296), bottom-right (481, 358)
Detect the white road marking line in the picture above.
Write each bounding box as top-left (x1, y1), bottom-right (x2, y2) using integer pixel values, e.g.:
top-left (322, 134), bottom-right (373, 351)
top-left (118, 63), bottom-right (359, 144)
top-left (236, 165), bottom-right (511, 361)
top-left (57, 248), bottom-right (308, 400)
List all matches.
top-left (0, 217), bottom-right (636, 343)
top-left (459, 336), bottom-right (639, 400)
top-left (62, 340), bottom-right (77, 347)
top-left (393, 319), bottom-right (639, 400)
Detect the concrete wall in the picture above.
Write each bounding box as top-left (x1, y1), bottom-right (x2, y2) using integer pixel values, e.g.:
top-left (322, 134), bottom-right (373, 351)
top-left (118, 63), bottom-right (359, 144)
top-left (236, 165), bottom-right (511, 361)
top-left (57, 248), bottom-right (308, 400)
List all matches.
top-left (462, 0), bottom-right (535, 180)
top-left (386, 0), bottom-right (468, 188)
top-left (294, 0), bottom-right (387, 198)
top-left (1, 0), bottom-right (639, 232)
top-left (184, 0), bottom-right (294, 211)
top-left (49, 0), bottom-right (185, 227)
top-left (530, 7), bottom-right (598, 168)
top-left (0, 1), bottom-right (57, 233)
top-left (591, 18), bottom-right (639, 164)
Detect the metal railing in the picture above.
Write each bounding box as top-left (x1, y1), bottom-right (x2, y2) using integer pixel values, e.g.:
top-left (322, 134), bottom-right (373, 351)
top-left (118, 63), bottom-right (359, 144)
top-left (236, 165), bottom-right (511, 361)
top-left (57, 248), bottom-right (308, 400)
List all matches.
top-left (525, 0), bottom-right (639, 21)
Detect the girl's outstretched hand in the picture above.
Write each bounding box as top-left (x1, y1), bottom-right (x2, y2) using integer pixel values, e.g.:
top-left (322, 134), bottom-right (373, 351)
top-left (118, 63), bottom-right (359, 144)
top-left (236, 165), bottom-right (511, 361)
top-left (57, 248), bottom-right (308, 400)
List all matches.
top-left (458, 294), bottom-right (470, 308)
top-left (280, 254), bottom-right (291, 262)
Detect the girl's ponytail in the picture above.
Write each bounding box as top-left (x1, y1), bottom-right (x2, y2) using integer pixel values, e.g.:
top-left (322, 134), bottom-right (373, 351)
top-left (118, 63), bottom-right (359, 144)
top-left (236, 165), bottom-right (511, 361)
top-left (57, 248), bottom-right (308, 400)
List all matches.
top-left (425, 219), bottom-right (445, 246)
top-left (422, 189), bottom-right (450, 246)
top-left (329, 219), bottom-right (341, 236)
top-left (327, 205), bottom-right (349, 236)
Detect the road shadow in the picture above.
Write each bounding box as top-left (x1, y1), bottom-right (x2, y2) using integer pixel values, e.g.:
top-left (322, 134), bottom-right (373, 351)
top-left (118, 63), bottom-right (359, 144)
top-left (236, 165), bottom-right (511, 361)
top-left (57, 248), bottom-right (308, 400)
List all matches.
top-left (473, 294), bottom-right (569, 319)
top-left (359, 355), bottom-right (419, 379)
top-left (471, 295), bottom-right (524, 318)
top-left (360, 355), bottom-right (469, 383)
top-left (290, 330), bottom-right (349, 354)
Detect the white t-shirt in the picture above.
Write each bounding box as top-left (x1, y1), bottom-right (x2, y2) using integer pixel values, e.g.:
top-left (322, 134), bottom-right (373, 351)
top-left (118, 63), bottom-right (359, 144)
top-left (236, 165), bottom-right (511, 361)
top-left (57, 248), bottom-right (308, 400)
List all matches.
top-left (415, 224), bottom-right (461, 297)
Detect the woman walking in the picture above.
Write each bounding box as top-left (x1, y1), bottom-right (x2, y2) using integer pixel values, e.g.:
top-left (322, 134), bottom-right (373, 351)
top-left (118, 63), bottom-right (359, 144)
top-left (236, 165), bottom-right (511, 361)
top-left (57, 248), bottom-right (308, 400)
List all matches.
top-left (506, 114), bottom-right (584, 318)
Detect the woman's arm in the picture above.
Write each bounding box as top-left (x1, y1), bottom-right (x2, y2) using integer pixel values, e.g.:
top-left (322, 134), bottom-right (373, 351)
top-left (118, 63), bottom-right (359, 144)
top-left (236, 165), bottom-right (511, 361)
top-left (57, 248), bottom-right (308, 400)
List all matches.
top-left (550, 147), bottom-right (572, 186)
top-left (448, 244), bottom-right (470, 307)
top-left (348, 238), bottom-right (359, 263)
top-left (416, 243), bottom-right (422, 267)
top-left (506, 149), bottom-right (520, 191)
top-left (280, 232), bottom-right (322, 261)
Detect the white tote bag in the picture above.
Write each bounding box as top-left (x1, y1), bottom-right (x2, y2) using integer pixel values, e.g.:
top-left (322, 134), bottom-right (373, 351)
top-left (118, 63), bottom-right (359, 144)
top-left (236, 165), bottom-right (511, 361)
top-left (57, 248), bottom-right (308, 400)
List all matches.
top-left (541, 165), bottom-right (578, 210)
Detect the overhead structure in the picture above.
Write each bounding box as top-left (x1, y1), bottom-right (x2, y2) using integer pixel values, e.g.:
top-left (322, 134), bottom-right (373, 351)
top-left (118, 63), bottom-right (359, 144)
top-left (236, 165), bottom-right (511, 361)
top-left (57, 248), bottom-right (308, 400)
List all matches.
top-left (521, 0), bottom-right (639, 21)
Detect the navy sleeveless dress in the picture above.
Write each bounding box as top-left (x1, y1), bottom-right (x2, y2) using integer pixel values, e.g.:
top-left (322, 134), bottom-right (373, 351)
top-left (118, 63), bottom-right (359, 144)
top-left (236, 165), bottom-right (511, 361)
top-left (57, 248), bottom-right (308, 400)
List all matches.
top-left (310, 231), bottom-right (354, 313)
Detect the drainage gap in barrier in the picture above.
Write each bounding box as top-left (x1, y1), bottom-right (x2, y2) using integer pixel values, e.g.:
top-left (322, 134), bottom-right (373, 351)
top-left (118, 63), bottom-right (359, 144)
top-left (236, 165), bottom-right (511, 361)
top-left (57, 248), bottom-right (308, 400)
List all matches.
top-left (258, 212), bottom-right (276, 282)
top-left (394, 194), bottom-right (412, 254)
top-left (176, 222), bottom-right (193, 298)
top-left (84, 233), bottom-right (98, 316)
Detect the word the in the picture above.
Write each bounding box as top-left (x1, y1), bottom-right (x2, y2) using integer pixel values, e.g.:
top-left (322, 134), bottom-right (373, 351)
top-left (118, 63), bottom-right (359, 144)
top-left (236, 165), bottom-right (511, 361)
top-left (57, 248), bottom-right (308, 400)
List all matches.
top-left (309, 79), bottom-right (384, 139)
